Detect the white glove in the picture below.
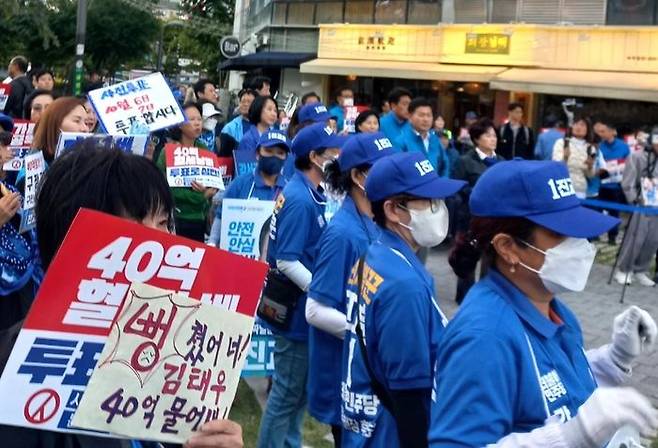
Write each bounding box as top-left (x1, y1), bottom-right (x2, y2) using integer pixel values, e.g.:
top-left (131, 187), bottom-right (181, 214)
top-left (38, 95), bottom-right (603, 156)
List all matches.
top-left (560, 387), bottom-right (658, 448)
top-left (610, 305), bottom-right (658, 370)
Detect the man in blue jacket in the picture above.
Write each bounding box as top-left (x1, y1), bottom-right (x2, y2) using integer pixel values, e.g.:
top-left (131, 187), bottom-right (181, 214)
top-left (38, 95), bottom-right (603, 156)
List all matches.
top-left (394, 97), bottom-right (450, 178)
top-left (379, 87), bottom-right (412, 142)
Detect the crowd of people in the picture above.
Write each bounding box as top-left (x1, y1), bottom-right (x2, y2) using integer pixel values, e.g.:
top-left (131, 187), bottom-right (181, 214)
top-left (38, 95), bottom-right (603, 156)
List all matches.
top-left (0, 53), bottom-right (658, 448)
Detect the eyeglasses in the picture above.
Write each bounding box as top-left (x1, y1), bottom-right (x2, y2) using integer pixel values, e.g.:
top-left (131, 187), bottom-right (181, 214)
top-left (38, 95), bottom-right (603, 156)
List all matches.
top-left (397, 198), bottom-right (443, 213)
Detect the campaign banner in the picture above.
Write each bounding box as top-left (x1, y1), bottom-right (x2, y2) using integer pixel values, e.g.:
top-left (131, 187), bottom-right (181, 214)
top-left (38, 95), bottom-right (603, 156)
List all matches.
top-left (3, 119), bottom-right (35, 171)
top-left (217, 157), bottom-right (234, 187)
top-left (603, 158), bottom-right (626, 185)
top-left (241, 322), bottom-right (275, 378)
top-left (19, 151), bottom-right (46, 233)
top-left (0, 83), bottom-right (10, 110)
top-left (72, 282), bottom-right (254, 443)
top-left (220, 198), bottom-right (275, 260)
top-left (641, 176), bottom-right (658, 207)
top-left (55, 132), bottom-right (149, 158)
top-left (220, 199), bottom-right (276, 377)
top-left (0, 209), bottom-right (268, 435)
top-left (164, 144), bottom-right (225, 190)
top-left (88, 72), bottom-right (185, 135)
top-left (233, 149), bottom-right (257, 177)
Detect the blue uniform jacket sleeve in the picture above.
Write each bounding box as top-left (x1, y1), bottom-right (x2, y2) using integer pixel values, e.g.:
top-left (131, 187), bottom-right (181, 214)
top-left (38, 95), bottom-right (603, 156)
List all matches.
top-left (308, 228), bottom-right (353, 309)
top-left (430, 330), bottom-right (518, 447)
top-left (275, 198), bottom-right (313, 262)
top-left (371, 279), bottom-right (434, 390)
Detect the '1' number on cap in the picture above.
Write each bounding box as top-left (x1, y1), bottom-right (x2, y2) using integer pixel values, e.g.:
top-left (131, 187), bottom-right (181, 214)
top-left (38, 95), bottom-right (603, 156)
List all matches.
top-left (547, 178), bottom-right (576, 200)
top-left (415, 160), bottom-right (434, 176)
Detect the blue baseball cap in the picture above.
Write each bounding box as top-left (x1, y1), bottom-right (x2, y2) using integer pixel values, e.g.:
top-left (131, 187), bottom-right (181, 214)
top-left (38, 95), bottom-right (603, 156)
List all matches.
top-left (298, 103), bottom-right (333, 123)
top-left (0, 113), bottom-right (13, 133)
top-left (291, 122), bottom-right (347, 158)
top-left (338, 132), bottom-right (395, 172)
top-left (365, 152), bottom-right (466, 202)
top-left (259, 130), bottom-right (290, 152)
top-left (470, 160), bottom-right (620, 238)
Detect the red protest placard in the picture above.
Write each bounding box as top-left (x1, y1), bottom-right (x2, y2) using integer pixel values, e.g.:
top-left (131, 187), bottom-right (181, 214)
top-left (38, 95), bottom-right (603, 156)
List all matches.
top-left (164, 144), bottom-right (225, 190)
top-left (217, 156), bottom-right (235, 185)
top-left (0, 83), bottom-right (11, 110)
top-left (23, 208), bottom-right (268, 337)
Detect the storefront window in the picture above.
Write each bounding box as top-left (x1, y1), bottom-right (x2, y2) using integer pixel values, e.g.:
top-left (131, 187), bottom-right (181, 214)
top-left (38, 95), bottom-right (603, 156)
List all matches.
top-left (408, 0), bottom-right (441, 24)
top-left (345, 0), bottom-right (375, 23)
top-left (374, 0), bottom-right (408, 23)
top-left (287, 2), bottom-right (315, 24)
top-left (315, 2), bottom-right (344, 23)
top-left (606, 0), bottom-right (657, 25)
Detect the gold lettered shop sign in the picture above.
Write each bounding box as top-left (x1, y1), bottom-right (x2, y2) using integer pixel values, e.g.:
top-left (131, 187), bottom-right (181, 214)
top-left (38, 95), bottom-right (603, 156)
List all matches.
top-left (465, 33), bottom-right (511, 55)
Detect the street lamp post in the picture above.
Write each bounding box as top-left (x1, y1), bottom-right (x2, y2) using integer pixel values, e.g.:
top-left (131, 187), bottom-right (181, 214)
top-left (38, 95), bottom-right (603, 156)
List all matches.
top-left (73, 0), bottom-right (87, 95)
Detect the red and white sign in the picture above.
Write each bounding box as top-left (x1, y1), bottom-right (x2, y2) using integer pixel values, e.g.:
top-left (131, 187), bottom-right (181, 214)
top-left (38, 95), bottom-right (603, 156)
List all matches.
top-left (0, 209), bottom-right (268, 434)
top-left (3, 119), bottom-right (35, 171)
top-left (164, 144), bottom-right (225, 190)
top-left (0, 83), bottom-right (11, 110)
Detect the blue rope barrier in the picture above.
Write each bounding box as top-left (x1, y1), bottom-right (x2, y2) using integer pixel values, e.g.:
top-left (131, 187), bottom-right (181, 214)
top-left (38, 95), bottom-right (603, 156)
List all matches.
top-left (582, 199), bottom-right (658, 216)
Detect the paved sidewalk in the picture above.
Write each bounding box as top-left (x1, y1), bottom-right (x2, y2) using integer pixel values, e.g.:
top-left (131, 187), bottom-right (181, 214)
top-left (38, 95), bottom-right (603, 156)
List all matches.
top-left (427, 247), bottom-right (658, 405)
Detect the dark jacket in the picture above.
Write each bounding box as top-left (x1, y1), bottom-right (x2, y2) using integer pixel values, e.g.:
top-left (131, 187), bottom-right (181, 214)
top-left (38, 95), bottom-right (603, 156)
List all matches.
top-left (497, 122), bottom-right (534, 160)
top-left (452, 149), bottom-right (505, 232)
top-left (4, 75), bottom-right (33, 118)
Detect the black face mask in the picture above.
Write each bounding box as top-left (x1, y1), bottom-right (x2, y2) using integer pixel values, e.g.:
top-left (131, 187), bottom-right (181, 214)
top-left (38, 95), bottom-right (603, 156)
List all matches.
top-left (258, 155), bottom-right (286, 175)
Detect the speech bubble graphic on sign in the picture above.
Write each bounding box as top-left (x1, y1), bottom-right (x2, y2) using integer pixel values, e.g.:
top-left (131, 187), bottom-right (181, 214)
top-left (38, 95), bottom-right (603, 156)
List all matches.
top-left (72, 283), bottom-right (254, 443)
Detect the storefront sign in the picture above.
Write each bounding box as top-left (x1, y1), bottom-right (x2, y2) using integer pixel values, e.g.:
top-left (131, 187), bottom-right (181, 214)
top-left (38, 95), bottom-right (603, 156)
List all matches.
top-left (465, 33), bottom-right (510, 55)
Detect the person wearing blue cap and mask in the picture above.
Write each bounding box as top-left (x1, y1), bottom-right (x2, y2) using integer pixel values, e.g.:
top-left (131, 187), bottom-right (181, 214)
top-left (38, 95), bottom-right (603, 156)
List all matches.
top-left (257, 122), bottom-right (347, 448)
top-left (340, 152), bottom-right (465, 448)
top-left (430, 160), bottom-right (658, 447)
top-left (207, 130), bottom-right (289, 247)
top-left (305, 132), bottom-right (394, 446)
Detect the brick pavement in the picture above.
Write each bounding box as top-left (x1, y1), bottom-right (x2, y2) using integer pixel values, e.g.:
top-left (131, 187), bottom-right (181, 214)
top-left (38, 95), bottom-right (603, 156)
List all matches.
top-left (427, 247), bottom-right (658, 405)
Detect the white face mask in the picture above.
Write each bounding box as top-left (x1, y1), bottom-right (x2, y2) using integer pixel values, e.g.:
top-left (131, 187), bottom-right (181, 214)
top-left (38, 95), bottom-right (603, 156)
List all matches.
top-left (398, 200), bottom-right (449, 248)
top-left (203, 117), bottom-right (218, 131)
top-left (519, 237), bottom-right (597, 294)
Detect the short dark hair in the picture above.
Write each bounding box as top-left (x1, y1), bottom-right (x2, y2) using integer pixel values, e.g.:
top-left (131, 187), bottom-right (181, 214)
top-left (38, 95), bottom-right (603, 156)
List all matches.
top-left (301, 91), bottom-right (321, 105)
top-left (355, 110), bottom-right (379, 133)
top-left (34, 69), bottom-right (54, 82)
top-left (36, 142), bottom-right (174, 268)
top-left (0, 131), bottom-right (12, 146)
top-left (193, 79), bottom-right (214, 98)
top-left (238, 88), bottom-right (257, 100)
top-left (408, 97), bottom-right (432, 115)
top-left (22, 89), bottom-right (55, 120)
top-left (325, 160), bottom-right (370, 195)
top-left (248, 76), bottom-right (271, 91)
top-left (507, 102), bottom-right (524, 112)
top-left (593, 116), bottom-right (615, 129)
top-left (469, 118), bottom-right (496, 144)
top-left (334, 86), bottom-right (353, 101)
top-left (388, 87), bottom-right (413, 105)
top-left (248, 95), bottom-right (277, 126)
top-left (294, 148), bottom-right (327, 171)
top-left (10, 56), bottom-right (28, 73)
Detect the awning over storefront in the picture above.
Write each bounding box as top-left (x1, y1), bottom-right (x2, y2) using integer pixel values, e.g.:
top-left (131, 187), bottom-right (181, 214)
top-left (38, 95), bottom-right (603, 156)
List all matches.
top-left (219, 52), bottom-right (317, 71)
top-left (490, 68), bottom-right (658, 103)
top-left (300, 59), bottom-right (507, 82)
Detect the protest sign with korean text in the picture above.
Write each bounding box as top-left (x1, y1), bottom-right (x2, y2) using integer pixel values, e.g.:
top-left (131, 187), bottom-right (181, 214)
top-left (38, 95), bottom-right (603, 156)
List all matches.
top-left (19, 151), bottom-right (46, 233)
top-left (603, 158), bottom-right (626, 185)
top-left (88, 72), bottom-right (185, 135)
top-left (233, 149), bottom-right (257, 177)
top-left (220, 198), bottom-right (275, 260)
top-left (642, 177), bottom-right (658, 207)
top-left (217, 156), bottom-right (234, 187)
top-left (0, 83), bottom-right (10, 110)
top-left (55, 132), bottom-right (149, 158)
top-left (72, 282), bottom-right (254, 442)
top-left (164, 144), bottom-right (225, 190)
top-left (0, 209), bottom-right (268, 435)
top-left (220, 198), bottom-right (276, 377)
top-left (3, 119), bottom-right (35, 171)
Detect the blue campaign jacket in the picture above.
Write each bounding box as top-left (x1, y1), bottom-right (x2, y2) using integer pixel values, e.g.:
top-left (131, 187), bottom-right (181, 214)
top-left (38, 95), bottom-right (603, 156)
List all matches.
top-left (394, 125), bottom-right (450, 177)
top-left (379, 113), bottom-right (407, 143)
top-left (430, 269), bottom-right (597, 447)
